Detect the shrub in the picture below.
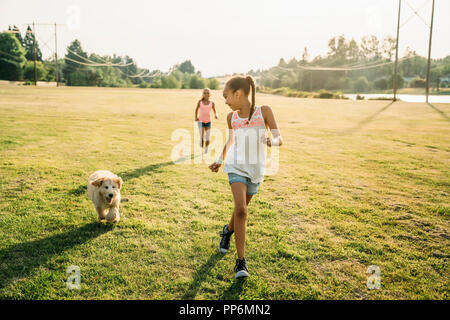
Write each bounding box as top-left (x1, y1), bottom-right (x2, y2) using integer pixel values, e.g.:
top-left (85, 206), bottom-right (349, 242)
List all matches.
top-left (138, 82), bottom-right (150, 88)
top-left (161, 75), bottom-right (180, 88)
top-left (410, 77), bottom-right (426, 88)
top-left (206, 78), bottom-right (220, 90)
top-left (318, 90), bottom-right (334, 99)
top-left (387, 73), bottom-right (405, 89)
top-left (23, 61), bottom-right (48, 81)
top-left (373, 78), bottom-right (388, 90)
top-left (66, 69), bottom-right (101, 86)
top-left (354, 76), bottom-right (369, 92)
top-left (189, 75), bottom-right (205, 89)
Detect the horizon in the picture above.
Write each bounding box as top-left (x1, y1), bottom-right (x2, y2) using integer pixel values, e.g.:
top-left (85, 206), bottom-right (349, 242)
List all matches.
top-left (1, 0), bottom-right (449, 77)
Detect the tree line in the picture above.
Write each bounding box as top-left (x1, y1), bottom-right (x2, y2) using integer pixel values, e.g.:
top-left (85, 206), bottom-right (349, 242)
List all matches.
top-left (0, 25), bottom-right (219, 89)
top-left (250, 34), bottom-right (450, 93)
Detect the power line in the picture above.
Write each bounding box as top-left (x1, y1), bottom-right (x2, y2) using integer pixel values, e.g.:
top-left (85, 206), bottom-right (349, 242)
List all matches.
top-left (65, 47), bottom-right (134, 67)
top-left (271, 55), bottom-right (417, 73)
top-left (403, 0), bottom-right (430, 28)
top-left (64, 55), bottom-right (160, 79)
top-left (400, 0), bottom-right (429, 28)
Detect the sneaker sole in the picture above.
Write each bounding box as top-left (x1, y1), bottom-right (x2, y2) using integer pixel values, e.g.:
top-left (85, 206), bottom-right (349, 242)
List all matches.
top-left (235, 270), bottom-right (249, 279)
top-left (219, 244), bottom-right (228, 253)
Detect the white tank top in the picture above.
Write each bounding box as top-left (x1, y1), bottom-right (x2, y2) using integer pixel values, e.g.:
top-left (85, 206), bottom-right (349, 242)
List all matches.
top-left (223, 106), bottom-right (267, 183)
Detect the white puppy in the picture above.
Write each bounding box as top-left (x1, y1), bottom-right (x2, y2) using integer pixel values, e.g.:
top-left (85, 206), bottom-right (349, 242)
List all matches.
top-left (88, 170), bottom-right (123, 222)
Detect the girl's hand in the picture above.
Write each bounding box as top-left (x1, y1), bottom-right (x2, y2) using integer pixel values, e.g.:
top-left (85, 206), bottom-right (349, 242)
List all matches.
top-left (195, 117), bottom-right (199, 121)
top-left (209, 162), bottom-right (221, 172)
top-left (260, 135), bottom-right (282, 147)
top-left (260, 136), bottom-right (272, 147)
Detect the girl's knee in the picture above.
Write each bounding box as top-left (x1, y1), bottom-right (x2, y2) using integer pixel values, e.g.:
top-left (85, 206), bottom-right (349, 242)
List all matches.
top-left (234, 206), bottom-right (247, 219)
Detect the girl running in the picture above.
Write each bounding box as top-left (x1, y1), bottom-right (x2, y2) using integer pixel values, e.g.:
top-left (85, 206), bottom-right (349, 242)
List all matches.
top-left (208, 75), bottom-right (283, 279)
top-left (195, 88), bottom-right (218, 154)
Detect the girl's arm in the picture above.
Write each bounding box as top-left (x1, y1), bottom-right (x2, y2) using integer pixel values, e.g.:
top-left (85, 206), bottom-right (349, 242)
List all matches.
top-left (195, 101), bottom-right (200, 121)
top-left (261, 105), bottom-right (283, 147)
top-left (209, 112), bottom-right (234, 172)
top-left (212, 102), bottom-right (218, 119)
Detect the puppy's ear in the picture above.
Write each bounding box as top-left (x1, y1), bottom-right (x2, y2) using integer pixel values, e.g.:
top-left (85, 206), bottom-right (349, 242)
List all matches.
top-left (91, 177), bottom-right (105, 187)
top-left (115, 177), bottom-right (123, 190)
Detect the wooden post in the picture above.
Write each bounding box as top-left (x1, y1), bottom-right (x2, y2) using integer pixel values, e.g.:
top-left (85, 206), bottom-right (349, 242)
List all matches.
top-left (54, 22), bottom-right (59, 86)
top-left (425, 0), bottom-right (435, 103)
top-left (393, 0), bottom-right (401, 101)
top-left (32, 22), bottom-right (37, 86)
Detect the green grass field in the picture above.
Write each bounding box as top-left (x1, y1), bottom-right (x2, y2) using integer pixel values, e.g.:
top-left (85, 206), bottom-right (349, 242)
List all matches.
top-left (0, 85), bottom-right (449, 300)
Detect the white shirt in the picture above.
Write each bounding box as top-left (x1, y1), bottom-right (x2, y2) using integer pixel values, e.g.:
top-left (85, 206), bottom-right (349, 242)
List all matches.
top-left (223, 106), bottom-right (267, 183)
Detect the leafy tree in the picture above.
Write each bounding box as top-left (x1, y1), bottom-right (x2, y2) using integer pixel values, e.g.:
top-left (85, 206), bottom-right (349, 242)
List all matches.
top-left (23, 61), bottom-right (48, 81)
top-left (189, 74), bottom-right (205, 89)
top-left (430, 68), bottom-right (441, 91)
top-left (161, 75), bottom-right (180, 88)
top-left (0, 32), bottom-right (26, 80)
top-left (23, 25), bottom-right (42, 61)
top-left (301, 47), bottom-right (309, 64)
top-left (360, 35), bottom-right (380, 60)
top-left (354, 76), bottom-right (369, 92)
top-left (347, 38), bottom-right (360, 62)
top-left (170, 69), bottom-right (183, 81)
top-left (278, 58), bottom-right (287, 67)
top-left (206, 78), bottom-right (220, 90)
top-left (8, 25), bottom-right (24, 46)
top-left (63, 40), bottom-right (101, 86)
top-left (328, 35), bottom-right (348, 61)
top-left (381, 36), bottom-right (396, 61)
top-left (373, 78), bottom-right (388, 90)
top-left (177, 60), bottom-right (195, 74)
top-left (387, 72), bottom-right (405, 89)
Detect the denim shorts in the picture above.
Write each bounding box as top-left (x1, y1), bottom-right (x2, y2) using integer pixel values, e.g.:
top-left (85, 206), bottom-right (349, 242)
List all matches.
top-left (228, 173), bottom-right (261, 195)
top-left (198, 121), bottom-right (211, 128)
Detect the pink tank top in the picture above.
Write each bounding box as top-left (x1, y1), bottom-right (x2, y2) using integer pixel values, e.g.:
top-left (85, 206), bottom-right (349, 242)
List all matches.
top-left (198, 101), bottom-right (213, 123)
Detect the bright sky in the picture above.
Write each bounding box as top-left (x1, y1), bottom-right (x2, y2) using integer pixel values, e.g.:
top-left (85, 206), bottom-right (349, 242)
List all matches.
top-left (1, 0), bottom-right (449, 77)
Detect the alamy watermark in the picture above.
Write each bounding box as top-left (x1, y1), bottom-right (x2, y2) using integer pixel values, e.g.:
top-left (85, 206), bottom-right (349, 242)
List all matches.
top-left (366, 265), bottom-right (381, 290)
top-left (66, 265), bottom-right (81, 290)
top-left (66, 5), bottom-right (81, 31)
top-left (170, 122), bottom-right (280, 174)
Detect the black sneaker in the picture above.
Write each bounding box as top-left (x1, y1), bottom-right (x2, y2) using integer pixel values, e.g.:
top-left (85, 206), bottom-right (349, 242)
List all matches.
top-left (234, 258), bottom-right (249, 278)
top-left (219, 224), bottom-right (233, 253)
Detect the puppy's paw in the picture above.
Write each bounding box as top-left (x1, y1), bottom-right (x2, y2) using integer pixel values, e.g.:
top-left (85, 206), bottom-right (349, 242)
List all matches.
top-left (106, 209), bottom-right (120, 223)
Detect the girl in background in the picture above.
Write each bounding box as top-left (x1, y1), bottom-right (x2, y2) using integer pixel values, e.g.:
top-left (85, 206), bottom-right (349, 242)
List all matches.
top-left (195, 88), bottom-right (218, 154)
top-left (209, 75), bottom-right (283, 278)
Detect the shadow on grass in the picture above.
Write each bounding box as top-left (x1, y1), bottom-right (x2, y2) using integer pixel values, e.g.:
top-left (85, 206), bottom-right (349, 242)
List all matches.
top-left (339, 101), bottom-right (394, 135)
top-left (182, 252), bottom-right (224, 299)
top-left (427, 103), bottom-right (450, 122)
top-left (0, 222), bottom-right (113, 292)
top-left (219, 278), bottom-right (246, 300)
top-left (68, 153), bottom-right (202, 196)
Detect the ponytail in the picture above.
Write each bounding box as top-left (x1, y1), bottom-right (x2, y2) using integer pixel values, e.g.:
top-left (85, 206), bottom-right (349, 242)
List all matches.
top-left (226, 75), bottom-right (257, 122)
top-left (246, 76), bottom-right (255, 122)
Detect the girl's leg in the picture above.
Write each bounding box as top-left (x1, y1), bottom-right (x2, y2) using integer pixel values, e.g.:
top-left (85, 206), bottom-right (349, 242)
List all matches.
top-left (198, 126), bottom-right (204, 148)
top-left (227, 183), bottom-right (252, 259)
top-left (201, 127), bottom-right (207, 148)
top-left (204, 127), bottom-right (211, 153)
top-left (228, 193), bottom-right (253, 233)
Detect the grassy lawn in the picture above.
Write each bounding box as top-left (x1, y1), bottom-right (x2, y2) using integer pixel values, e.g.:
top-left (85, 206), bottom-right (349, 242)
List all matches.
top-left (0, 85), bottom-right (449, 300)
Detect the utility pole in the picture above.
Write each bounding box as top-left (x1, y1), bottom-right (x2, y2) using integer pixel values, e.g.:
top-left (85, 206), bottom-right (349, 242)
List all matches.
top-left (425, 0), bottom-right (435, 103)
top-left (393, 0), bottom-right (401, 101)
top-left (54, 22), bottom-right (59, 86)
top-left (32, 22), bottom-right (37, 86)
